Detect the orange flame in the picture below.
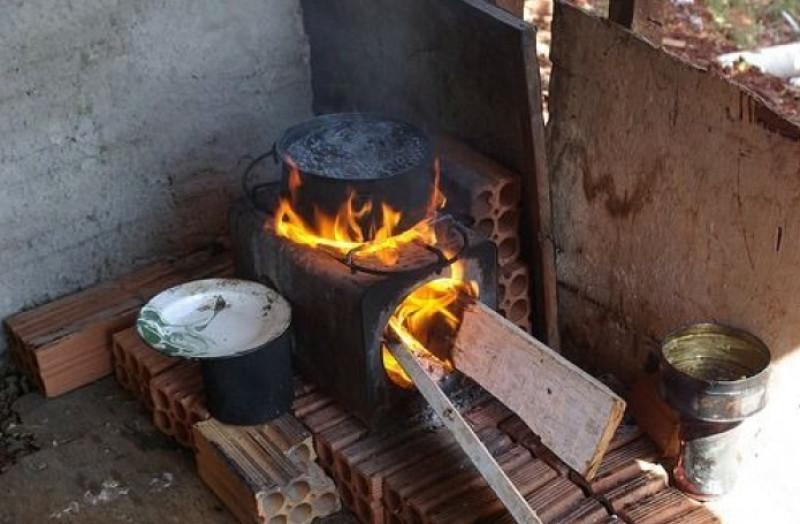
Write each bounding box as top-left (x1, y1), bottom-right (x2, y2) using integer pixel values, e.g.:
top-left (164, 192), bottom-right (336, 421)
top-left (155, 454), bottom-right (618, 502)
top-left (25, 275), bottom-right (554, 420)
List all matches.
top-left (274, 158), bottom-right (444, 266)
top-left (272, 156), bottom-right (473, 388)
top-left (382, 262), bottom-right (478, 388)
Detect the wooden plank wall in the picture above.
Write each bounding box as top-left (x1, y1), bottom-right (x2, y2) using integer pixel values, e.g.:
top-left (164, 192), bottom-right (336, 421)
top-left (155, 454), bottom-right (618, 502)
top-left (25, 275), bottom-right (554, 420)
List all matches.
top-left (548, 2), bottom-right (800, 521)
top-left (300, 0), bottom-right (558, 346)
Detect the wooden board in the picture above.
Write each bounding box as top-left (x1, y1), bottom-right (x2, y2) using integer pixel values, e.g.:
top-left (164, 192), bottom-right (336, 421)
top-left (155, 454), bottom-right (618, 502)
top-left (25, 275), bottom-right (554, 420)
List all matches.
top-left (452, 301), bottom-right (626, 478)
top-left (300, 0), bottom-right (558, 347)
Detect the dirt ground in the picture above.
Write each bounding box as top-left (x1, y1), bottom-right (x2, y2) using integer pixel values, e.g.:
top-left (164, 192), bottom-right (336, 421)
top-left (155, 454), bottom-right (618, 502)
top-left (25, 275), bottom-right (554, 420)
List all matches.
top-left (0, 373), bottom-right (355, 524)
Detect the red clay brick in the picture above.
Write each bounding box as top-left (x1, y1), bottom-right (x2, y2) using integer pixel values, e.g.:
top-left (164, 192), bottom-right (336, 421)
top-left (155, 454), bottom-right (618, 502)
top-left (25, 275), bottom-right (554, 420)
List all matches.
top-left (549, 498), bottom-right (611, 524)
top-left (618, 487), bottom-right (701, 524)
top-left (354, 495), bottom-right (385, 524)
top-left (671, 507), bottom-right (721, 524)
top-left (526, 477), bottom-right (586, 522)
top-left (315, 417), bottom-right (368, 472)
top-left (292, 391), bottom-right (335, 419)
top-left (498, 415), bottom-right (571, 476)
top-left (352, 430), bottom-right (450, 500)
top-left (407, 446), bottom-right (531, 523)
top-left (384, 427), bottom-right (512, 516)
top-left (429, 457), bottom-right (557, 524)
top-left (464, 397), bottom-right (514, 429)
top-left (589, 438), bottom-right (661, 495)
top-left (302, 403), bottom-right (351, 434)
top-left (5, 251), bottom-right (232, 399)
top-left (112, 327), bottom-right (179, 409)
top-left (384, 508), bottom-right (405, 524)
top-left (333, 430), bottom-right (423, 486)
top-left (383, 439), bottom-right (467, 512)
top-left (604, 470), bottom-right (669, 513)
top-left (608, 424), bottom-right (644, 452)
top-left (485, 476), bottom-right (585, 524)
top-left (429, 487), bottom-right (506, 524)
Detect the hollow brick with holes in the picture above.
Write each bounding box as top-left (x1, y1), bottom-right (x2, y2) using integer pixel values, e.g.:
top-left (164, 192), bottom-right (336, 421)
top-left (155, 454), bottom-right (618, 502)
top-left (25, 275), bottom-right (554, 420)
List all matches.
top-left (617, 487), bottom-right (703, 524)
top-left (602, 470), bottom-right (669, 513)
top-left (587, 437), bottom-right (662, 496)
top-left (194, 418), bottom-right (340, 524)
top-left (111, 326), bottom-right (179, 410)
top-left (404, 445), bottom-right (531, 522)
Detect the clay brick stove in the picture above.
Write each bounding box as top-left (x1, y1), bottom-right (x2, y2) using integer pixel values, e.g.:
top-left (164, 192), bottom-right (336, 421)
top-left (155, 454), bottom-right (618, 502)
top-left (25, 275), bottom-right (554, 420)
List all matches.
top-left (230, 114), bottom-right (496, 428)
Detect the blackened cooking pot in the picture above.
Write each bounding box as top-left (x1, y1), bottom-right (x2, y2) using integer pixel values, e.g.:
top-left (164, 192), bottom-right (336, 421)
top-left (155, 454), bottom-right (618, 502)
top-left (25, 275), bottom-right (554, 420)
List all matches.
top-left (275, 113), bottom-right (436, 237)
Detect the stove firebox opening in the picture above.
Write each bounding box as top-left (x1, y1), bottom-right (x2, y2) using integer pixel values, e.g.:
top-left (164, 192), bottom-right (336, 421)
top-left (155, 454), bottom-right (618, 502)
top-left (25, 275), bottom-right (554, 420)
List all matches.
top-left (382, 262), bottom-right (479, 389)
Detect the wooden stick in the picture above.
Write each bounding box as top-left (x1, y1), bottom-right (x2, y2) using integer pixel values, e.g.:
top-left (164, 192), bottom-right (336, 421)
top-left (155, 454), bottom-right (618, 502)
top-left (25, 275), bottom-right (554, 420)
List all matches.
top-left (452, 301), bottom-right (626, 479)
top-left (386, 339), bottom-right (543, 524)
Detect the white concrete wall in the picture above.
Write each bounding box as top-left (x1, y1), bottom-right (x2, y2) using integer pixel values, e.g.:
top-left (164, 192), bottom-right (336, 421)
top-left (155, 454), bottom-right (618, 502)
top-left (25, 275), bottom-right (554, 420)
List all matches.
top-left (0, 0), bottom-right (312, 359)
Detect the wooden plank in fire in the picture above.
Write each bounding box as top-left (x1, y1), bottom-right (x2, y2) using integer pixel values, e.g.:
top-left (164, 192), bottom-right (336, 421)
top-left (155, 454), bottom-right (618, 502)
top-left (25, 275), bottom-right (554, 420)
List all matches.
top-left (385, 338), bottom-right (543, 524)
top-left (451, 301), bottom-right (627, 479)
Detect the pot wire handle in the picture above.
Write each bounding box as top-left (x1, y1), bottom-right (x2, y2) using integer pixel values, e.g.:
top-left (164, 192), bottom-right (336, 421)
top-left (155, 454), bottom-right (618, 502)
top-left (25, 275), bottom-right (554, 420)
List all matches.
top-left (242, 144), bottom-right (278, 208)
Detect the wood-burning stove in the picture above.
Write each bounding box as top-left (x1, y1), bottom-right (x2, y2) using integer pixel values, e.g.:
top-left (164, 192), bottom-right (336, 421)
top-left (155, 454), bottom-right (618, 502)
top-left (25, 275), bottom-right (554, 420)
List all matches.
top-left (230, 114), bottom-right (496, 428)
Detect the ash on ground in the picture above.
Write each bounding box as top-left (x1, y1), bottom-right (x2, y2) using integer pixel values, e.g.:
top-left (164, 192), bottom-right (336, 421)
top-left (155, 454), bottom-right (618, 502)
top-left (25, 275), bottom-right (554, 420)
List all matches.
top-left (407, 377), bottom-right (490, 432)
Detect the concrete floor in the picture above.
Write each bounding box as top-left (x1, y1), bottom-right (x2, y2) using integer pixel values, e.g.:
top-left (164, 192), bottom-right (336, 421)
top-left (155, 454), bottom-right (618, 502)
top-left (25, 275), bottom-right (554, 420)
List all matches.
top-left (0, 377), bottom-right (354, 524)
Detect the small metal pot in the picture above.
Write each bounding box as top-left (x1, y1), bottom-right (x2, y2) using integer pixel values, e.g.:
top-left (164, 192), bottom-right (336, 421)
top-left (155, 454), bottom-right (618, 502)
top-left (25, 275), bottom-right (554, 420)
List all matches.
top-left (275, 113), bottom-right (436, 237)
top-left (201, 328), bottom-right (293, 426)
top-left (659, 323), bottom-right (771, 499)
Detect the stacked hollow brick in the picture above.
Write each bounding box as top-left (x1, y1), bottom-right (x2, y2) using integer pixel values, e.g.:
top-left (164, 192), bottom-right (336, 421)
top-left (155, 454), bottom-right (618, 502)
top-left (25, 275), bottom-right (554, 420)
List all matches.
top-left (292, 381), bottom-right (723, 524)
top-left (4, 245), bottom-right (234, 397)
top-left (6, 242), bottom-right (344, 524)
top-left (194, 417), bottom-right (340, 524)
top-left (112, 326), bottom-right (180, 410)
top-left (112, 326), bottom-right (208, 448)
top-left (293, 387), bottom-right (592, 524)
top-left (150, 361), bottom-right (208, 448)
top-left (437, 136), bottom-right (533, 332)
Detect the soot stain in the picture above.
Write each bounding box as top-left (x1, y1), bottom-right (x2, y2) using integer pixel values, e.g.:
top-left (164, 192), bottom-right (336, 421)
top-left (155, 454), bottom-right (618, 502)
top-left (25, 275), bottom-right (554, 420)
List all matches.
top-left (567, 141), bottom-right (661, 219)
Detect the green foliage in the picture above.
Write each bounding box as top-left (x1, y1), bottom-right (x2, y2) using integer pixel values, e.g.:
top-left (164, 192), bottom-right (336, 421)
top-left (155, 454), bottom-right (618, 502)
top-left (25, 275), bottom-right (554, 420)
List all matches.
top-left (704, 0), bottom-right (800, 48)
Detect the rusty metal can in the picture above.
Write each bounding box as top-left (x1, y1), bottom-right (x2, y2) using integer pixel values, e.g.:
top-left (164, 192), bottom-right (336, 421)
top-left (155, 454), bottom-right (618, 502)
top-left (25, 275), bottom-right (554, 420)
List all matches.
top-left (659, 323), bottom-right (771, 499)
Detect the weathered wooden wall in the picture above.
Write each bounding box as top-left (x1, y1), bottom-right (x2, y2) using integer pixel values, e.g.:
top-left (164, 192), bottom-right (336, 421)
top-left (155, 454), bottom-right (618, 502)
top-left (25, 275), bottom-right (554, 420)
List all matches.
top-left (300, 0), bottom-right (558, 345)
top-left (548, 2), bottom-right (800, 520)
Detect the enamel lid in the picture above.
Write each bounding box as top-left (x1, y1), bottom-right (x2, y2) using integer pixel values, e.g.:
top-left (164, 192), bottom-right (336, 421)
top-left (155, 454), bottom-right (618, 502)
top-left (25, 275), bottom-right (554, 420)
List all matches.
top-left (136, 279), bottom-right (291, 359)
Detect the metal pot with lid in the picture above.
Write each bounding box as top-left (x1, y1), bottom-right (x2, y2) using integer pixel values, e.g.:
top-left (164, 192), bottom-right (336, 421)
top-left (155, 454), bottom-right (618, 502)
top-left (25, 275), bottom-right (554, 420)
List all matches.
top-left (275, 113), bottom-right (436, 238)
